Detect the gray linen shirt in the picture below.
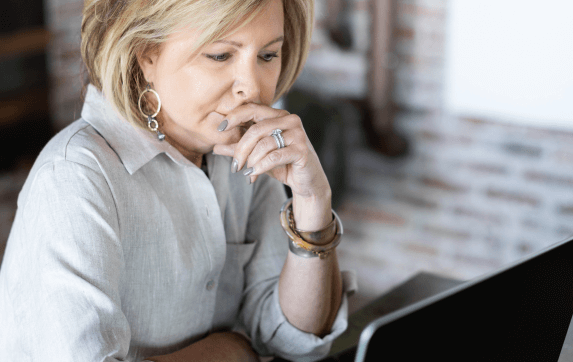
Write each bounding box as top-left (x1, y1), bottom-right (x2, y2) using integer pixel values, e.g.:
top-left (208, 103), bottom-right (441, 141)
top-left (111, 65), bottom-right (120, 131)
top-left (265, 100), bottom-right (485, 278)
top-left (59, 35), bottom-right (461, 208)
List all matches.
top-left (0, 85), bottom-right (356, 361)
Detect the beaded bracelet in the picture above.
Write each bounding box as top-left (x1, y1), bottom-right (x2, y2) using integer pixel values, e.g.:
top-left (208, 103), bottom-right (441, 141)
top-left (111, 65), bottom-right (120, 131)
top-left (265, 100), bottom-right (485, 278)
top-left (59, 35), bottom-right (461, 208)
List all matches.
top-left (279, 198), bottom-right (343, 259)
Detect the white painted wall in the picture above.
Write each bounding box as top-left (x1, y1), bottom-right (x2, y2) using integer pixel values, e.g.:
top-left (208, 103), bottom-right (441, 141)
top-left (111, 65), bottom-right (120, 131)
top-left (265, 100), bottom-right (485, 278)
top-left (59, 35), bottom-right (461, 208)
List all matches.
top-left (444, 1), bottom-right (573, 129)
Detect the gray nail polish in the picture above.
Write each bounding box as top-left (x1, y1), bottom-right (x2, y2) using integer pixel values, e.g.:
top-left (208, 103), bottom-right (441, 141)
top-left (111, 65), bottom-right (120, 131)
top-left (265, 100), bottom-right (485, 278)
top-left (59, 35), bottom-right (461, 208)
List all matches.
top-left (231, 159), bottom-right (238, 173)
top-left (217, 120), bottom-right (228, 132)
top-left (246, 176), bottom-right (252, 185)
top-left (243, 167), bottom-right (254, 176)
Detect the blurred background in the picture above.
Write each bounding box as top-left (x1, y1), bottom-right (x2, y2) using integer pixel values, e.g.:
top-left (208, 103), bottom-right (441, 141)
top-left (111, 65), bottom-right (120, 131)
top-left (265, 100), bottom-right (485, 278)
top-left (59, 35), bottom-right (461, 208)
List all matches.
top-left (0, 0), bottom-right (572, 313)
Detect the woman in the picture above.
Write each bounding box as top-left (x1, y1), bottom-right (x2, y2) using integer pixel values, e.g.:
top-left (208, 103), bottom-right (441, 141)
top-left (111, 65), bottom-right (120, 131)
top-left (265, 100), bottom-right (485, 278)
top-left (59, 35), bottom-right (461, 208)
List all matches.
top-left (0, 0), bottom-right (355, 360)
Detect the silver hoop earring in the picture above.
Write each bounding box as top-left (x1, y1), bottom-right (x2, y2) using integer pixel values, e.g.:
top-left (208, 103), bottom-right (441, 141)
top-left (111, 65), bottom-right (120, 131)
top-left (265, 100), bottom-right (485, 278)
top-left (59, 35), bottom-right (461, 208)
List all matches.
top-left (138, 83), bottom-right (165, 141)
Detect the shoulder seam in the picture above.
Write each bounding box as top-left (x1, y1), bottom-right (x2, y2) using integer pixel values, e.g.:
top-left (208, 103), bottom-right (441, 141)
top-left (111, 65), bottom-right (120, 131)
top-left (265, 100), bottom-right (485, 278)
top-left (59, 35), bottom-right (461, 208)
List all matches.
top-left (63, 120), bottom-right (92, 161)
top-left (58, 119), bottom-right (122, 236)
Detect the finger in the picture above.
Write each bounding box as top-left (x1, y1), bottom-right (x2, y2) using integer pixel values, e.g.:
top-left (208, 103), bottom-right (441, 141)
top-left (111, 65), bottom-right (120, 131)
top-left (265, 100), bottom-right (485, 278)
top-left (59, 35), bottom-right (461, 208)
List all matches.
top-left (212, 143), bottom-right (237, 157)
top-left (248, 146), bottom-right (302, 177)
top-left (246, 131), bottom-right (293, 169)
top-left (234, 115), bottom-right (300, 172)
top-left (218, 103), bottom-right (289, 132)
top-left (246, 174), bottom-right (259, 185)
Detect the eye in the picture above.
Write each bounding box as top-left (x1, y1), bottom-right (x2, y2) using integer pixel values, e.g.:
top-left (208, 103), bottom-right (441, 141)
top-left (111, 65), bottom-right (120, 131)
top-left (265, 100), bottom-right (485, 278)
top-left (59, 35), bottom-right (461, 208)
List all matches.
top-left (205, 53), bottom-right (232, 62)
top-left (260, 52), bottom-right (279, 62)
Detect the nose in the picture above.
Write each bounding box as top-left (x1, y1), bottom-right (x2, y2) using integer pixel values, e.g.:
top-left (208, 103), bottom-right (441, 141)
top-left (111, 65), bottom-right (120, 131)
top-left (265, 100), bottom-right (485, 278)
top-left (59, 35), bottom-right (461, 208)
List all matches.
top-left (232, 58), bottom-right (261, 103)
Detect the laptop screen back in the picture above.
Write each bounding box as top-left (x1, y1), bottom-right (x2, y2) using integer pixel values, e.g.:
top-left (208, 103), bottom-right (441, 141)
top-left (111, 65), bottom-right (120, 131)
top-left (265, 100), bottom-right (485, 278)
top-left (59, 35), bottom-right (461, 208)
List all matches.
top-left (359, 239), bottom-right (573, 362)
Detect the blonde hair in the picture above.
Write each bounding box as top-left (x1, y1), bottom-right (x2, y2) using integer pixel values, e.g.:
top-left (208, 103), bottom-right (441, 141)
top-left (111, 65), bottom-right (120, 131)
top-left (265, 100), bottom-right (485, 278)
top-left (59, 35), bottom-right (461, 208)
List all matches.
top-left (81, 0), bottom-right (314, 128)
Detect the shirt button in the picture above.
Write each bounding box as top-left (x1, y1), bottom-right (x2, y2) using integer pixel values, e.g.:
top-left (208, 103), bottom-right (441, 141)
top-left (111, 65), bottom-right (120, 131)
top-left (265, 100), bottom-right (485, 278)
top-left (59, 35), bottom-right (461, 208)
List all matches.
top-left (206, 280), bottom-right (215, 291)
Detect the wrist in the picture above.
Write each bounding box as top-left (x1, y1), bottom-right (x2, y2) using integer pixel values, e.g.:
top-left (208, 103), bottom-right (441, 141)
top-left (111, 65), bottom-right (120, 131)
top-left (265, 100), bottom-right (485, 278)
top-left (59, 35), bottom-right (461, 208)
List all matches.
top-left (292, 189), bottom-right (332, 231)
top-left (280, 198), bottom-right (343, 259)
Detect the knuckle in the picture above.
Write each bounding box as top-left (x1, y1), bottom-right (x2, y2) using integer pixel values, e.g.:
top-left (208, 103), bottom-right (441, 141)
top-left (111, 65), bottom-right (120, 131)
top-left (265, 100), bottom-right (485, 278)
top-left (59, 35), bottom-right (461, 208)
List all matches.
top-left (262, 136), bottom-right (275, 151)
top-left (290, 129), bottom-right (306, 144)
top-left (297, 152), bottom-right (310, 168)
top-left (268, 150), bottom-right (282, 164)
top-left (253, 138), bottom-right (269, 155)
top-left (293, 128), bottom-right (306, 139)
top-left (288, 114), bottom-right (302, 126)
top-left (246, 153), bottom-right (256, 167)
top-left (295, 143), bottom-right (307, 155)
top-left (297, 144), bottom-right (310, 159)
top-left (248, 123), bottom-right (264, 137)
top-left (234, 142), bottom-right (249, 159)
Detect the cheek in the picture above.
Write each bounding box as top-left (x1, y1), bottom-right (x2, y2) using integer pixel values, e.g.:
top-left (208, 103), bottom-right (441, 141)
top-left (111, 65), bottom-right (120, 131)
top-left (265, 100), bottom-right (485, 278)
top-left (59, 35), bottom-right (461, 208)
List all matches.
top-left (158, 67), bottom-right (228, 119)
top-left (261, 66), bottom-right (282, 104)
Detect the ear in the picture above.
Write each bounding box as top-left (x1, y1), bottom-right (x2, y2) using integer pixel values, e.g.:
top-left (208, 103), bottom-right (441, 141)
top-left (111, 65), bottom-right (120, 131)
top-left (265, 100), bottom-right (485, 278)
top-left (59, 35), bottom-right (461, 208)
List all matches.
top-left (136, 46), bottom-right (159, 83)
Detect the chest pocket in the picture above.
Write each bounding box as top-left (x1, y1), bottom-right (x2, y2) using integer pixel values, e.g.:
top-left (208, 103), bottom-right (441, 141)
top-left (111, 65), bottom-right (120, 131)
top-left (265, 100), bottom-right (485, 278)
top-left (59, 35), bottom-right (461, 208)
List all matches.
top-left (211, 241), bottom-right (257, 330)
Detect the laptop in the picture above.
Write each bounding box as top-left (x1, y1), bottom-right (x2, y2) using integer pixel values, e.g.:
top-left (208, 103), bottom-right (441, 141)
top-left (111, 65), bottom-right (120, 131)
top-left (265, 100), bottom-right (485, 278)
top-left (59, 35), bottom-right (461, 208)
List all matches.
top-left (355, 237), bottom-right (573, 362)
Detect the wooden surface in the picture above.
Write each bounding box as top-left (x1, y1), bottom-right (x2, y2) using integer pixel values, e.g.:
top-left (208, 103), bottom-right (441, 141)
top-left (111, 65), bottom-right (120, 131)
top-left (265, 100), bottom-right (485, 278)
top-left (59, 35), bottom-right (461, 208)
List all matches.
top-left (328, 271), bottom-right (463, 357)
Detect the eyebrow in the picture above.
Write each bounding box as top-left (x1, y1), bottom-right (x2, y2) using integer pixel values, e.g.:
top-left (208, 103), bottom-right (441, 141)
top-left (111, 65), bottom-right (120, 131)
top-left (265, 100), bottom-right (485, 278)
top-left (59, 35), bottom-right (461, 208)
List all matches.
top-left (214, 36), bottom-right (284, 49)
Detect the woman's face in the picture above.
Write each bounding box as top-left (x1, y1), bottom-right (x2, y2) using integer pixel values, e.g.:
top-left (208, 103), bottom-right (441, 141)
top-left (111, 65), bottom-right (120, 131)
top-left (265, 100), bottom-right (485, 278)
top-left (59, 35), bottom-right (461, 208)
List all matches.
top-left (138, 0), bottom-right (284, 158)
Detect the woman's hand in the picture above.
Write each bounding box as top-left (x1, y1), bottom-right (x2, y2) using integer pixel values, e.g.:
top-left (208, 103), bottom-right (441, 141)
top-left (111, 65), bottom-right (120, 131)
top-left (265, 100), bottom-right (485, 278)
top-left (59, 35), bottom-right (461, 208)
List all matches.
top-left (213, 103), bottom-right (331, 203)
top-left (214, 104), bottom-right (342, 336)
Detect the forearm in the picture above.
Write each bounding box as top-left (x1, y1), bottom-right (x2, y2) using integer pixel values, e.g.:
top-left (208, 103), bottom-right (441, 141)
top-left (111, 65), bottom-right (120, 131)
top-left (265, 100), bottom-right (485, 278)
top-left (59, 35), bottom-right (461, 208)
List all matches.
top-left (278, 192), bottom-right (343, 337)
top-left (146, 332), bottom-right (259, 362)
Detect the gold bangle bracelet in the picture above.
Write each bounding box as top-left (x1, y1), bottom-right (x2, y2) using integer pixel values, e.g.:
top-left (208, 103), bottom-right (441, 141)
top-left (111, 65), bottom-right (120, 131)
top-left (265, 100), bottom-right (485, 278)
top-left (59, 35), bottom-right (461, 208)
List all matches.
top-left (279, 198), bottom-right (343, 259)
top-left (295, 215), bottom-right (337, 245)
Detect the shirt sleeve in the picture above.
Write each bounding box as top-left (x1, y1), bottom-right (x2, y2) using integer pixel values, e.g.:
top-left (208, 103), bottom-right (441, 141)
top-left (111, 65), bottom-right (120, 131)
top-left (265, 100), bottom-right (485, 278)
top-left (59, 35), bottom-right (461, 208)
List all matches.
top-left (0, 160), bottom-right (130, 361)
top-left (238, 175), bottom-right (357, 361)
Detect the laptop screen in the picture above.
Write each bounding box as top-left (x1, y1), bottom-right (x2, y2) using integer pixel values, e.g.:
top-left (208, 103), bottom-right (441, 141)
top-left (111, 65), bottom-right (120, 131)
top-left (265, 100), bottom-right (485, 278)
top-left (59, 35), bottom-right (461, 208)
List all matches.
top-left (357, 238), bottom-right (573, 362)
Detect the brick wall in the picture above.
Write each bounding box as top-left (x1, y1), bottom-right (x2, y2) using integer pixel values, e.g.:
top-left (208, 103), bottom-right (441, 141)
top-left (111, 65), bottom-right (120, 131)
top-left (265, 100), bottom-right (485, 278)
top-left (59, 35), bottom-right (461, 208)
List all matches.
top-left (335, 109), bottom-right (573, 307)
top-left (297, 1), bottom-right (573, 306)
top-left (392, 0), bottom-right (446, 109)
top-left (297, 0), bottom-right (447, 104)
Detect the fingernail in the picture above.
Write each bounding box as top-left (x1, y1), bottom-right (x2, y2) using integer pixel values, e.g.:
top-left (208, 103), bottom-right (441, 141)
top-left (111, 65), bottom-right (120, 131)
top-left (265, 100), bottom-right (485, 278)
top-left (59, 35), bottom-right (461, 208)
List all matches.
top-left (231, 159), bottom-right (238, 173)
top-left (217, 120), bottom-right (228, 132)
top-left (246, 176), bottom-right (252, 185)
top-left (243, 167), bottom-right (254, 176)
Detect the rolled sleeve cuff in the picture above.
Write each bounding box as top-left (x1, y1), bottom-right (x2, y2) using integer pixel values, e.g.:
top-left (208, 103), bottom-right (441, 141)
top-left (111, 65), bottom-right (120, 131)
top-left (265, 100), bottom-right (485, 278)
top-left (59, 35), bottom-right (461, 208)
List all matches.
top-left (263, 270), bottom-right (357, 361)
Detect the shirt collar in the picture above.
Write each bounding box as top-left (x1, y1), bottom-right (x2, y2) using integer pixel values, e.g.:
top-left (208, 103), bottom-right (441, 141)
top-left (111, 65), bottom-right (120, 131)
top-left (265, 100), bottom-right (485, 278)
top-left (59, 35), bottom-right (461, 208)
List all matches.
top-left (80, 84), bottom-right (196, 174)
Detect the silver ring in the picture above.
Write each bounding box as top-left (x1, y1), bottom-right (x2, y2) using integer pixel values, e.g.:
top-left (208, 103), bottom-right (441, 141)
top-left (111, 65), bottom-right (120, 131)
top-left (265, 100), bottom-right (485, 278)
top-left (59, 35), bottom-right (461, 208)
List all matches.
top-left (272, 134), bottom-right (282, 149)
top-left (272, 129), bottom-right (285, 149)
